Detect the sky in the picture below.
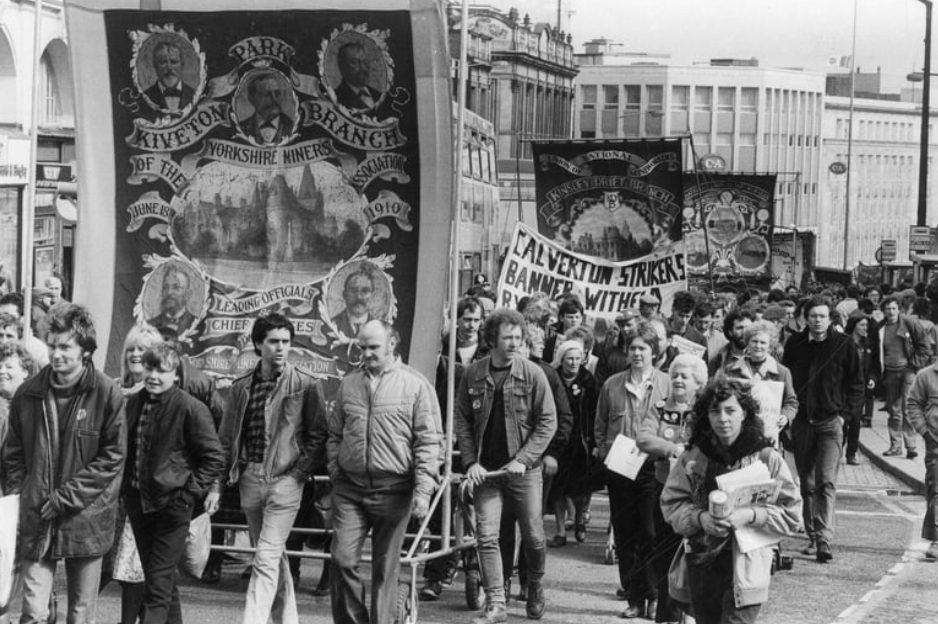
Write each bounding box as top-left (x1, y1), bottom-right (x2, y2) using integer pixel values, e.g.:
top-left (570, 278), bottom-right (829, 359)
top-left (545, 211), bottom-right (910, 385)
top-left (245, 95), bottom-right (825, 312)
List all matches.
top-left (481, 0), bottom-right (934, 93)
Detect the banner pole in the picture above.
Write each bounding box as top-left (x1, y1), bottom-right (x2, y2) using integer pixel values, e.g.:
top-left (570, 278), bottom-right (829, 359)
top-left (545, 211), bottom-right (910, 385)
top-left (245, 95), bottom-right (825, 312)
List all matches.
top-left (23, 0), bottom-right (44, 332)
top-left (686, 134), bottom-right (716, 294)
top-left (443, 0), bottom-right (471, 555)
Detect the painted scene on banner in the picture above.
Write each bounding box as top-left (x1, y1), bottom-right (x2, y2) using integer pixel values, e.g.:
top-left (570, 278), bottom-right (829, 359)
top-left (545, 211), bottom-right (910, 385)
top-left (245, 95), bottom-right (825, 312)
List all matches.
top-left (103, 10), bottom-right (422, 382)
top-left (682, 173), bottom-right (777, 292)
top-left (498, 224), bottom-right (687, 320)
top-left (531, 139), bottom-right (685, 263)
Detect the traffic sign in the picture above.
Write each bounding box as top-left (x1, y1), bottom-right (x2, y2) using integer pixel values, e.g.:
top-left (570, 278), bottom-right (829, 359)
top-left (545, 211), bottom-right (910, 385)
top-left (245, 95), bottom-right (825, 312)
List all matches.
top-left (910, 226), bottom-right (933, 253)
top-left (881, 239), bottom-right (897, 262)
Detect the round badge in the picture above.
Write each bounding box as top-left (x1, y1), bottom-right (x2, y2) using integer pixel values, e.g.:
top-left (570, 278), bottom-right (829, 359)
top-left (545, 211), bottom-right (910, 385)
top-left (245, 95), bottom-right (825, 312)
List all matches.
top-left (472, 400), bottom-right (481, 410)
top-left (663, 428), bottom-right (675, 439)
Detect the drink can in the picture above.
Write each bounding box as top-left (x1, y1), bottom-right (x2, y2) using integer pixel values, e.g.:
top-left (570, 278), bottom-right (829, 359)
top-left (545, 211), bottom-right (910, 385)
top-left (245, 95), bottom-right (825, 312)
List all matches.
top-left (709, 490), bottom-right (729, 518)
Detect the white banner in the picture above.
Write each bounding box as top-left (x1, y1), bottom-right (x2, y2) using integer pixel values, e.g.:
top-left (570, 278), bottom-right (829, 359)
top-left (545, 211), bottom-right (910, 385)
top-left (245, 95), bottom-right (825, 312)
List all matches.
top-left (497, 223), bottom-right (687, 320)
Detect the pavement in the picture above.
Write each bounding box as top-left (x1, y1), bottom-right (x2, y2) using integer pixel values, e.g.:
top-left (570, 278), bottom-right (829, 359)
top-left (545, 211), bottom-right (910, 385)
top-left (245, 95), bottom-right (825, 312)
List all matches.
top-left (856, 401), bottom-right (928, 495)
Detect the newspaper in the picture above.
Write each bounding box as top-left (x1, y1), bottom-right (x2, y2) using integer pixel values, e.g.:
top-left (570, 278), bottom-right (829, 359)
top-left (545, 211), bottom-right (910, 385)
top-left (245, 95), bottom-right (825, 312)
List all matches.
top-left (715, 461), bottom-right (784, 553)
top-left (604, 434), bottom-right (648, 480)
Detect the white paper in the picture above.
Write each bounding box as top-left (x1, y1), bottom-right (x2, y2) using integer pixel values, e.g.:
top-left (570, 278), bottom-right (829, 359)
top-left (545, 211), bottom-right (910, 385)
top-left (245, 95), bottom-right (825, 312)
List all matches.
top-left (748, 380), bottom-right (785, 443)
top-left (671, 334), bottom-right (707, 359)
top-left (0, 494), bottom-right (19, 609)
top-left (604, 433), bottom-right (648, 480)
top-left (734, 525), bottom-right (781, 553)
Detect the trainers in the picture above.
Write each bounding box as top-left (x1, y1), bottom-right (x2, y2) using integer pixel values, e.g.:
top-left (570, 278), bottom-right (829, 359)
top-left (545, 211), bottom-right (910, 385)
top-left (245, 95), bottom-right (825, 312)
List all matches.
top-left (420, 580), bottom-right (443, 601)
top-left (883, 448), bottom-right (903, 457)
top-left (927, 542), bottom-right (938, 561)
top-left (471, 603), bottom-right (508, 624)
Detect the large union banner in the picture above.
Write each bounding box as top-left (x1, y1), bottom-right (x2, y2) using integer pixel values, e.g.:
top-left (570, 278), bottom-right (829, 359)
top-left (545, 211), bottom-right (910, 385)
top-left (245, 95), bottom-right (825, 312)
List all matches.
top-left (531, 139), bottom-right (684, 262)
top-left (66, 0), bottom-right (453, 383)
top-left (498, 224), bottom-right (687, 320)
top-left (682, 173), bottom-right (777, 292)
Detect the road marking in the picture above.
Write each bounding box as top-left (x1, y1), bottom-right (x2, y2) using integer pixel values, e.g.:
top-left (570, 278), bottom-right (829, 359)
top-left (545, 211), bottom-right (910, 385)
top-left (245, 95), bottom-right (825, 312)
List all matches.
top-left (835, 509), bottom-right (919, 519)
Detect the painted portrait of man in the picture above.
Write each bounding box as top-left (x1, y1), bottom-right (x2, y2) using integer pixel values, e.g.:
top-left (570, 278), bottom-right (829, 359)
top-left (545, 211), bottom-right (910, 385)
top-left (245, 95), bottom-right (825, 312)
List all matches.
top-left (239, 72), bottom-right (295, 146)
top-left (143, 40), bottom-right (196, 112)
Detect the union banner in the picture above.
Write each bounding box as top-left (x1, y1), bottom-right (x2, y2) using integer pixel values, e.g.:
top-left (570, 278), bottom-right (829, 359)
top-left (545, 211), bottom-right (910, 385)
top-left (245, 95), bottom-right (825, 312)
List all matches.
top-left (66, 0), bottom-right (453, 385)
top-left (531, 139), bottom-right (685, 262)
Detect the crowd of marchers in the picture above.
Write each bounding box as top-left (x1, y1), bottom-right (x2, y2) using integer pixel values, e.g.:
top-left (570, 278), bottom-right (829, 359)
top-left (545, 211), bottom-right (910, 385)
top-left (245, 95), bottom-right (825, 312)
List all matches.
top-left (1, 273), bottom-right (938, 624)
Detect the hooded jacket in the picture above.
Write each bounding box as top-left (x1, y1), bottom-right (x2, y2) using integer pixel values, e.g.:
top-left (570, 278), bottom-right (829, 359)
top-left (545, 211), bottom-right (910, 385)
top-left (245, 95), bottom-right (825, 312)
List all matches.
top-left (3, 364), bottom-right (126, 559)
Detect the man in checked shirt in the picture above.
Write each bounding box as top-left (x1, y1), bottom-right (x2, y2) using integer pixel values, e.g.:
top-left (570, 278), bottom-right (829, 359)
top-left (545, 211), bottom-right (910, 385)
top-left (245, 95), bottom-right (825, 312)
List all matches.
top-left (210, 313), bottom-right (328, 624)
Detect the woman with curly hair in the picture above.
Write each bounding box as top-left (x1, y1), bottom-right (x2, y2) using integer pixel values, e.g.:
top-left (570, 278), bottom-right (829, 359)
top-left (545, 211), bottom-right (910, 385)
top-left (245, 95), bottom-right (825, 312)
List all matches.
top-left (660, 378), bottom-right (802, 624)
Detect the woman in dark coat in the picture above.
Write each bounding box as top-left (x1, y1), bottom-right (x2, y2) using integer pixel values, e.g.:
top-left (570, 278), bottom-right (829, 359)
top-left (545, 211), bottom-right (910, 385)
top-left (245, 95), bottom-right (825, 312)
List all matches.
top-left (844, 312), bottom-right (881, 464)
top-left (547, 340), bottom-right (599, 545)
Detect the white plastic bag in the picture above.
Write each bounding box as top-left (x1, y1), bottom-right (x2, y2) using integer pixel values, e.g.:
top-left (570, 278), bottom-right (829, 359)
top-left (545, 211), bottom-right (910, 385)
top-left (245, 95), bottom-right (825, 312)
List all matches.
top-left (178, 512), bottom-right (212, 580)
top-left (0, 494), bottom-right (19, 609)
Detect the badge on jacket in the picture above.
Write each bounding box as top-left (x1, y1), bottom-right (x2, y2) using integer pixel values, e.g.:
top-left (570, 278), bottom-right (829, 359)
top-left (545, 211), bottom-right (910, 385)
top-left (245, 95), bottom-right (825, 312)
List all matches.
top-left (77, 408), bottom-right (87, 421)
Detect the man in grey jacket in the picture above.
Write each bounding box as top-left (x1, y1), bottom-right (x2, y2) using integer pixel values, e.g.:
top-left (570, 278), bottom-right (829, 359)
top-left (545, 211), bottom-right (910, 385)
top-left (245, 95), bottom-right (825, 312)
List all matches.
top-left (211, 313), bottom-right (328, 624)
top-left (455, 308), bottom-right (557, 624)
top-left (328, 320), bottom-right (442, 624)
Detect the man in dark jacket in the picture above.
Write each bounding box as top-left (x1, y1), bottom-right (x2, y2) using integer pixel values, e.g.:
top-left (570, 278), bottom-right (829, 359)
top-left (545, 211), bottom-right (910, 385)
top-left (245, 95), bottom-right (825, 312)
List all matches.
top-left (124, 343), bottom-right (223, 624)
top-left (3, 303), bottom-right (126, 624)
top-left (212, 313), bottom-right (328, 624)
top-left (782, 295), bottom-right (864, 564)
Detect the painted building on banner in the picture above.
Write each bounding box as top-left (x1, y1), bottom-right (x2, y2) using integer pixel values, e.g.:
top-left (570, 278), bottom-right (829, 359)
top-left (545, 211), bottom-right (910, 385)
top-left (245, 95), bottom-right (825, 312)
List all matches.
top-left (572, 39), bottom-right (825, 276)
top-left (820, 89), bottom-right (937, 269)
top-left (0, 0), bottom-right (77, 293)
top-left (449, 5), bottom-right (578, 256)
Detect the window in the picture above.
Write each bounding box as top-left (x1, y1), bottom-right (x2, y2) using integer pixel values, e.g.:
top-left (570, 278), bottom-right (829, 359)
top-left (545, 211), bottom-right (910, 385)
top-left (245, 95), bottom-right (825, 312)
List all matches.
top-left (671, 86), bottom-right (689, 111)
top-left (581, 85), bottom-right (597, 110)
top-left (623, 85), bottom-right (641, 111)
top-left (40, 57), bottom-right (60, 126)
top-left (718, 87), bottom-right (735, 112)
top-left (647, 85), bottom-right (663, 109)
top-left (695, 87), bottom-right (712, 112)
top-left (740, 88), bottom-right (757, 113)
top-left (603, 85), bottom-right (619, 109)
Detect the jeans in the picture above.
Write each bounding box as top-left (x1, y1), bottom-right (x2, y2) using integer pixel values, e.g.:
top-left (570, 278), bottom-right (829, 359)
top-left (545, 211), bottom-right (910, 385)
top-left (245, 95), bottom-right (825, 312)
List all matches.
top-left (20, 555), bottom-right (102, 624)
top-left (687, 547), bottom-right (761, 624)
top-left (884, 368), bottom-right (917, 452)
top-left (792, 416), bottom-right (843, 546)
top-left (474, 469), bottom-right (545, 605)
top-left (607, 467), bottom-right (658, 604)
top-left (923, 434), bottom-right (938, 541)
top-left (126, 490), bottom-right (193, 624)
top-left (330, 478), bottom-right (413, 624)
top-left (239, 465), bottom-right (304, 624)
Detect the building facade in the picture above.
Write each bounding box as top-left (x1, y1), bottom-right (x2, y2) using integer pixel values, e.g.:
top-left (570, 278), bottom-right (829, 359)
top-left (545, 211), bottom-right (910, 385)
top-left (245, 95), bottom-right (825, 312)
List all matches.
top-left (0, 0), bottom-right (76, 293)
top-left (450, 5), bottom-right (577, 254)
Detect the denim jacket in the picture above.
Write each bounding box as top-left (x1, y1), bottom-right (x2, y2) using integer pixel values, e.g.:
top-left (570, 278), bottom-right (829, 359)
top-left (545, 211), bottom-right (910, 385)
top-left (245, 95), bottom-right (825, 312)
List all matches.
top-left (454, 356), bottom-right (557, 470)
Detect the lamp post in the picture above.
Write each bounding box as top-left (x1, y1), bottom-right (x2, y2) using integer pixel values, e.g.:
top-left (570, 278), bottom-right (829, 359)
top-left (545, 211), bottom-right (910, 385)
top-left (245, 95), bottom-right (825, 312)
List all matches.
top-left (916, 0), bottom-right (932, 226)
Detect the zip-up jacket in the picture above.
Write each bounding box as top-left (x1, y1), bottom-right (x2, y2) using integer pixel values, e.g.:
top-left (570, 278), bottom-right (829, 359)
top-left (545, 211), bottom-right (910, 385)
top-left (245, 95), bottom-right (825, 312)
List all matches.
top-left (3, 364), bottom-right (125, 559)
top-left (216, 362), bottom-right (328, 488)
top-left (877, 315), bottom-right (932, 373)
top-left (124, 386), bottom-right (224, 513)
top-left (328, 357), bottom-right (442, 505)
top-left (455, 356), bottom-right (557, 470)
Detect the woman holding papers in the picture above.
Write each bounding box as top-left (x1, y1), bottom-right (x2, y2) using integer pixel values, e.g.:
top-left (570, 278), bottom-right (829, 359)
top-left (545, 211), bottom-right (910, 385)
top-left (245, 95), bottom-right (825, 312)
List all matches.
top-left (718, 320), bottom-right (798, 445)
top-left (594, 322), bottom-right (670, 620)
top-left (636, 354), bottom-right (708, 624)
top-left (661, 378), bottom-right (802, 624)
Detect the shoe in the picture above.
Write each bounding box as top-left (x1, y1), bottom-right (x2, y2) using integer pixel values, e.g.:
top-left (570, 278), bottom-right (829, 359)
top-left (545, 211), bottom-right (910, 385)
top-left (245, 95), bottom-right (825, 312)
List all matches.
top-left (816, 542), bottom-right (833, 563)
top-left (619, 600), bottom-right (644, 618)
top-left (201, 562), bottom-right (221, 584)
top-left (564, 519), bottom-right (574, 531)
top-left (442, 565), bottom-right (458, 587)
top-left (846, 455), bottom-right (860, 465)
top-left (645, 599), bottom-right (658, 619)
top-left (420, 580), bottom-right (443, 601)
top-left (883, 448), bottom-right (903, 457)
top-left (801, 539), bottom-right (816, 556)
top-left (470, 603), bottom-right (508, 624)
top-left (926, 541), bottom-right (938, 560)
top-left (526, 583), bottom-right (546, 619)
top-left (862, 420), bottom-right (872, 428)
top-left (574, 524), bottom-right (587, 543)
top-left (908, 450), bottom-right (919, 460)
top-left (583, 510), bottom-right (591, 526)
top-left (548, 534), bottom-right (567, 548)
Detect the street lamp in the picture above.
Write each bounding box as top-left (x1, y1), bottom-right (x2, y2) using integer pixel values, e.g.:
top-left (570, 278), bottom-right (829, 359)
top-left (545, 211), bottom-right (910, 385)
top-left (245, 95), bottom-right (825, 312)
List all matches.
top-left (910, 0), bottom-right (933, 227)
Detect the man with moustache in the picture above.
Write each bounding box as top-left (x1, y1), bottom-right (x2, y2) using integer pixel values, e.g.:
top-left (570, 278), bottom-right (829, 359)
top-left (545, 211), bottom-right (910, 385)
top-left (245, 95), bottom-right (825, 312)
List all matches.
top-left (335, 41), bottom-right (383, 112)
top-left (328, 320), bottom-right (442, 624)
top-left (708, 307), bottom-right (756, 376)
top-left (143, 41), bottom-right (195, 112)
top-left (331, 265), bottom-right (379, 338)
top-left (212, 313), bottom-right (328, 624)
top-left (241, 73), bottom-right (294, 146)
top-left (147, 266), bottom-right (196, 336)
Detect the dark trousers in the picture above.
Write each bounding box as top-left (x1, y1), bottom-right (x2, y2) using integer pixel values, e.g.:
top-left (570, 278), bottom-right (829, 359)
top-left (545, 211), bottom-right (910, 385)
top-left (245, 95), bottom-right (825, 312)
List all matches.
top-left (126, 490), bottom-right (193, 624)
top-left (924, 434), bottom-right (938, 541)
top-left (651, 484), bottom-right (683, 623)
top-left (330, 479), bottom-right (412, 624)
top-left (607, 468), bottom-right (658, 604)
top-left (844, 388), bottom-right (875, 458)
top-left (687, 547), bottom-right (761, 624)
